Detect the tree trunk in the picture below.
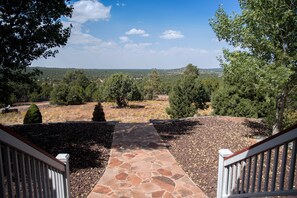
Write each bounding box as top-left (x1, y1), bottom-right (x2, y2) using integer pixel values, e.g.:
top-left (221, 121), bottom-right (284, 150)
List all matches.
top-left (116, 97), bottom-right (127, 108)
top-left (116, 97), bottom-right (122, 108)
top-left (272, 87), bottom-right (288, 135)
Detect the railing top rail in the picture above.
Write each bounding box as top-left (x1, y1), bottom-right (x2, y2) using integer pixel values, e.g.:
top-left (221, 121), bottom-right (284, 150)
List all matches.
top-left (0, 124), bottom-right (65, 170)
top-left (223, 123), bottom-right (297, 166)
top-left (225, 123), bottom-right (297, 160)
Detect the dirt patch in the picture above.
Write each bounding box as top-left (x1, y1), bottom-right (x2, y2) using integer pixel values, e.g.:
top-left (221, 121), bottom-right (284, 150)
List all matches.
top-left (0, 101), bottom-right (170, 124)
top-left (7, 122), bottom-right (114, 198)
top-left (153, 116), bottom-right (268, 198)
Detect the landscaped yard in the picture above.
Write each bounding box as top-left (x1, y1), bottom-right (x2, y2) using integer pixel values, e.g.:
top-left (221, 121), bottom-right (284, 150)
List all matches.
top-left (1, 101), bottom-right (268, 197)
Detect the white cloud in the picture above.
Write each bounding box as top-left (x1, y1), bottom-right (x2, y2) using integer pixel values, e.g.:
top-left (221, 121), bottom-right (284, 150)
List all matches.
top-left (160, 30), bottom-right (184, 40)
top-left (119, 36), bottom-right (131, 43)
top-left (124, 43), bottom-right (152, 49)
top-left (116, 2), bottom-right (126, 7)
top-left (69, 31), bottom-right (102, 45)
top-left (64, 22), bottom-right (116, 51)
top-left (125, 28), bottom-right (149, 37)
top-left (71, 0), bottom-right (111, 23)
top-left (156, 47), bottom-right (208, 56)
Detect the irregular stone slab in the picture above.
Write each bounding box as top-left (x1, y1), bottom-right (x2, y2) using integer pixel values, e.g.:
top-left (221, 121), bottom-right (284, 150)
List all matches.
top-left (88, 123), bottom-right (208, 197)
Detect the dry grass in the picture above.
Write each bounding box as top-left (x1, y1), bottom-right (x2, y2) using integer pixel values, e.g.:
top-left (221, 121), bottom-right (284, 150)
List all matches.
top-left (198, 102), bottom-right (213, 116)
top-left (0, 101), bottom-right (171, 125)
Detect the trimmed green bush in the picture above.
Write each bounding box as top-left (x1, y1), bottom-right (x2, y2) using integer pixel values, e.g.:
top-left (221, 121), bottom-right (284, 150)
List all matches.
top-left (23, 104), bottom-right (42, 124)
top-left (92, 102), bottom-right (106, 122)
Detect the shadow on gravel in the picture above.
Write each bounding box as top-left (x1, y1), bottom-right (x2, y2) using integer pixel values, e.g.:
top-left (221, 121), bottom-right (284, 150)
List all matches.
top-left (242, 119), bottom-right (270, 137)
top-left (7, 122), bottom-right (114, 171)
top-left (153, 119), bottom-right (201, 142)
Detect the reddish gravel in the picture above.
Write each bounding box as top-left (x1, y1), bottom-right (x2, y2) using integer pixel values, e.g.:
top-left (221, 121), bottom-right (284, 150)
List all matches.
top-left (153, 116), bottom-right (269, 198)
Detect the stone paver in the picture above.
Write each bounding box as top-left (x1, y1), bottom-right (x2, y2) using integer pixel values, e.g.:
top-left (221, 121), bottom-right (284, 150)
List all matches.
top-left (88, 123), bottom-right (208, 198)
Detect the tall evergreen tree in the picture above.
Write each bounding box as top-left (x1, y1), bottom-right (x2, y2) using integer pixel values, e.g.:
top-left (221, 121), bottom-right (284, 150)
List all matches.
top-left (166, 64), bottom-right (207, 118)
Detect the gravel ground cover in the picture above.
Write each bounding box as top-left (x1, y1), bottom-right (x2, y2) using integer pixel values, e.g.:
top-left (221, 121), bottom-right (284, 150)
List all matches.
top-left (7, 122), bottom-right (114, 198)
top-left (153, 116), bottom-right (268, 198)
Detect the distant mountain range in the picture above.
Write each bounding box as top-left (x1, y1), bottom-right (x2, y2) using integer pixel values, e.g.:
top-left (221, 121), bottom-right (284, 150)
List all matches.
top-left (27, 66), bottom-right (222, 81)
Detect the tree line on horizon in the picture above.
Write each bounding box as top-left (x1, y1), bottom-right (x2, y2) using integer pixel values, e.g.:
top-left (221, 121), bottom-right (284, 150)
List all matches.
top-left (4, 66), bottom-right (218, 106)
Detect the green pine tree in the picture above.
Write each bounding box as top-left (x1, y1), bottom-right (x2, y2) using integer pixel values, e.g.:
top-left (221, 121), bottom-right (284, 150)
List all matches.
top-left (166, 64), bottom-right (208, 118)
top-left (92, 102), bottom-right (106, 122)
top-left (23, 104), bottom-right (42, 124)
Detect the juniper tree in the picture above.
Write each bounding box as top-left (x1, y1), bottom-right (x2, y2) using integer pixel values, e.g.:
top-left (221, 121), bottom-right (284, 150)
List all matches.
top-left (166, 64), bottom-right (207, 118)
top-left (103, 74), bottom-right (133, 107)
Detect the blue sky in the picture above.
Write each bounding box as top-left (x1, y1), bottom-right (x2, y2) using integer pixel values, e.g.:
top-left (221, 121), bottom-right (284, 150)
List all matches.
top-left (32, 0), bottom-right (240, 69)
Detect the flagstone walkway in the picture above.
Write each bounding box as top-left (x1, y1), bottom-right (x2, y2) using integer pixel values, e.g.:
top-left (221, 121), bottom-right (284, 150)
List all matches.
top-left (88, 123), bottom-right (208, 198)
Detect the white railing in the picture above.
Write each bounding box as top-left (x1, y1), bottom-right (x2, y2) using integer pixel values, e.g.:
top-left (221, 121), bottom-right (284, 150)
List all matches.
top-left (217, 124), bottom-right (297, 198)
top-left (0, 125), bottom-right (70, 198)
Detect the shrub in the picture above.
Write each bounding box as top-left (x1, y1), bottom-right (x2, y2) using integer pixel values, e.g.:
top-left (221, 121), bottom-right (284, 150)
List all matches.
top-left (50, 83), bottom-right (69, 105)
top-left (29, 92), bottom-right (43, 102)
top-left (93, 88), bottom-right (104, 102)
top-left (211, 86), bottom-right (275, 119)
top-left (127, 83), bottom-right (143, 101)
top-left (92, 102), bottom-right (106, 122)
top-left (23, 104), bottom-right (42, 124)
top-left (85, 82), bottom-right (98, 102)
top-left (66, 85), bottom-right (85, 105)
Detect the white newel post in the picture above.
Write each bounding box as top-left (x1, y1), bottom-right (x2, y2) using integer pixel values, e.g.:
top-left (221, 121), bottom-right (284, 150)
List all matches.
top-left (56, 153), bottom-right (70, 198)
top-left (217, 149), bottom-right (233, 198)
